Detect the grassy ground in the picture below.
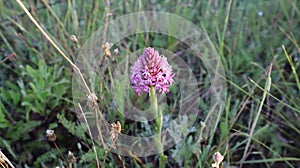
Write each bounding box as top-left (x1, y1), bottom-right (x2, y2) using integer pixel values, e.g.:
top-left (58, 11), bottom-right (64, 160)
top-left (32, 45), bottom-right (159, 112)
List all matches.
top-left (0, 0), bottom-right (299, 167)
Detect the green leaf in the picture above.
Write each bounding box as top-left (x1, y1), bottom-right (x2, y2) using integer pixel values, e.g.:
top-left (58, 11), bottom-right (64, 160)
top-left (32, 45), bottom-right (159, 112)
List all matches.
top-left (0, 89), bottom-right (11, 105)
top-left (29, 82), bottom-right (37, 93)
top-left (8, 90), bottom-right (20, 105)
top-left (0, 112), bottom-right (9, 128)
top-left (48, 123), bottom-right (58, 129)
top-left (220, 121), bottom-right (229, 137)
top-left (1, 139), bottom-right (17, 160)
top-left (26, 65), bottom-right (38, 79)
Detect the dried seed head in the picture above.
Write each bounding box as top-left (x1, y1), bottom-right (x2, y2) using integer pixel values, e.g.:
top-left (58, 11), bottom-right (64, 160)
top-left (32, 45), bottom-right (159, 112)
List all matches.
top-left (70, 35), bottom-right (78, 44)
top-left (111, 121), bottom-right (121, 133)
top-left (0, 157), bottom-right (8, 168)
top-left (200, 121), bottom-right (206, 128)
top-left (102, 42), bottom-right (113, 49)
top-left (105, 49), bottom-right (111, 57)
top-left (114, 48), bottom-right (119, 55)
top-left (102, 42), bottom-right (113, 57)
top-left (110, 121), bottom-right (121, 142)
top-left (68, 151), bottom-right (76, 163)
top-left (213, 152), bottom-right (224, 164)
top-left (87, 93), bottom-right (98, 107)
top-left (212, 151), bottom-right (224, 167)
top-left (46, 129), bottom-right (56, 141)
top-left (0, 150), bottom-right (14, 168)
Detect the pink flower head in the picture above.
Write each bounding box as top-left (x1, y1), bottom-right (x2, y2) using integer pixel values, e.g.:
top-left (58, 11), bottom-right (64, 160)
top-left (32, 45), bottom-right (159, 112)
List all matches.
top-left (130, 47), bottom-right (174, 96)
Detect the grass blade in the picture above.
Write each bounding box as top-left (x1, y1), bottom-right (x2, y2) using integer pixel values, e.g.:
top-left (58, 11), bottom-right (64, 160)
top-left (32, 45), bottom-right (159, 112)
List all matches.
top-left (240, 64), bottom-right (272, 167)
top-left (282, 45), bottom-right (300, 92)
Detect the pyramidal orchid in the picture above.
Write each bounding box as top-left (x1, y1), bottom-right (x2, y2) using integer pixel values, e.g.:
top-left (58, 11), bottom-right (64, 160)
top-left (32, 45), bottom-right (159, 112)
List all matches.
top-left (130, 47), bottom-right (174, 96)
top-left (130, 47), bottom-right (173, 167)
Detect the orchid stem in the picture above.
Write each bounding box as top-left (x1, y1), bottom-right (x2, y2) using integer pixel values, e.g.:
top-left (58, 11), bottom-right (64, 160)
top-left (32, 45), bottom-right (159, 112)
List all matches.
top-left (150, 86), bottom-right (167, 168)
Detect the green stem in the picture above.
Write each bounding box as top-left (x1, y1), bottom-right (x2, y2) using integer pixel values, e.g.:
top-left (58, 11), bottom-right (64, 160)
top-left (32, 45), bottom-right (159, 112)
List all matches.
top-left (150, 86), bottom-right (158, 115)
top-left (150, 86), bottom-right (167, 168)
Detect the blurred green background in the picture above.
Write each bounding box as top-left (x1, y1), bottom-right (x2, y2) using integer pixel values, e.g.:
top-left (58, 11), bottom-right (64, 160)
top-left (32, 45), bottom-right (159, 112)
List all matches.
top-left (0, 0), bottom-right (299, 167)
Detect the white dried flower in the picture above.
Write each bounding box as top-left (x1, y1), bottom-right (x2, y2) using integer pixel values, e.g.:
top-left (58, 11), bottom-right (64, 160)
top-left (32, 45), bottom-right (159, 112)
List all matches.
top-left (46, 129), bottom-right (56, 141)
top-left (70, 35), bottom-right (78, 44)
top-left (68, 151), bottom-right (76, 163)
top-left (200, 121), bottom-right (206, 128)
top-left (114, 48), bottom-right (119, 55)
top-left (212, 151), bottom-right (224, 168)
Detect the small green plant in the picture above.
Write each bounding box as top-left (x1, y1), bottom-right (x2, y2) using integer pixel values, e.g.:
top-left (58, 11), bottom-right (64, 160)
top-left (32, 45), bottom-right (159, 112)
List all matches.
top-left (18, 60), bottom-right (69, 117)
top-left (0, 60), bottom-right (71, 166)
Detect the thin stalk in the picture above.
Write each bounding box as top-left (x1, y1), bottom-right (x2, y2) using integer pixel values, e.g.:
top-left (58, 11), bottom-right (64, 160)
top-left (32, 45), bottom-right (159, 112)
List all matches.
top-left (78, 103), bottom-right (100, 168)
top-left (240, 64), bottom-right (272, 167)
top-left (53, 141), bottom-right (67, 167)
top-left (0, 53), bottom-right (16, 64)
top-left (150, 86), bottom-right (167, 168)
top-left (220, 0), bottom-right (233, 55)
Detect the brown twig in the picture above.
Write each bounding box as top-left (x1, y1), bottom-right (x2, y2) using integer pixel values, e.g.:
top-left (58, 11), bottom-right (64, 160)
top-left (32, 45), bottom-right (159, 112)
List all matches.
top-left (0, 53), bottom-right (16, 64)
top-left (53, 141), bottom-right (68, 167)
